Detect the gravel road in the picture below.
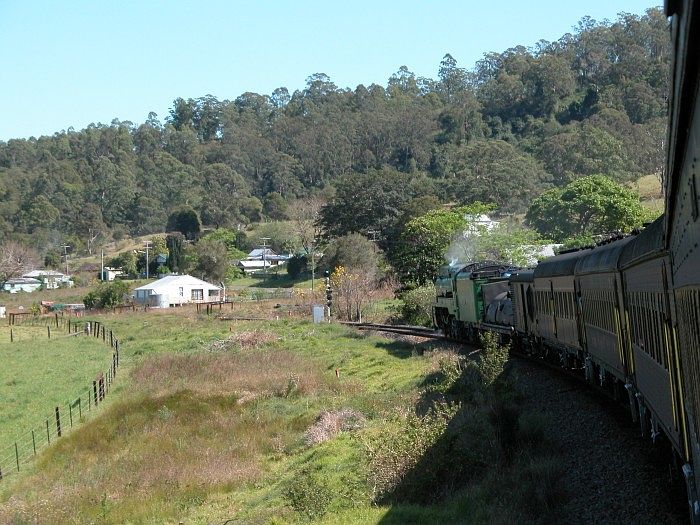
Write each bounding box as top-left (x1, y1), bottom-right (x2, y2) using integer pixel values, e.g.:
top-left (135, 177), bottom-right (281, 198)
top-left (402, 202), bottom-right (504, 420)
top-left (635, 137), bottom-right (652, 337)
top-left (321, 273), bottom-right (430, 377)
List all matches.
top-left (513, 358), bottom-right (688, 524)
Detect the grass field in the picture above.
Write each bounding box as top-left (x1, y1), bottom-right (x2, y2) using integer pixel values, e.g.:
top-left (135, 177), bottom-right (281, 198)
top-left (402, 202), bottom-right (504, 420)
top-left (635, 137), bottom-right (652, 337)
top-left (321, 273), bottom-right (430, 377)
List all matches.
top-left (0, 324), bottom-right (114, 454)
top-left (0, 308), bottom-right (562, 524)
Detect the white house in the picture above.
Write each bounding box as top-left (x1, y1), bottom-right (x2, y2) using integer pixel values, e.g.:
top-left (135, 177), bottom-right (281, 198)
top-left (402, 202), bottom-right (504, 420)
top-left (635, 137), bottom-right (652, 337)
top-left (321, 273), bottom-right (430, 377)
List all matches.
top-left (23, 270), bottom-right (73, 289)
top-left (132, 274), bottom-right (222, 307)
top-left (101, 267), bottom-right (124, 281)
top-left (237, 259), bottom-right (274, 273)
top-left (463, 214), bottom-right (500, 235)
top-left (239, 248), bottom-right (289, 273)
top-left (3, 277), bottom-right (42, 293)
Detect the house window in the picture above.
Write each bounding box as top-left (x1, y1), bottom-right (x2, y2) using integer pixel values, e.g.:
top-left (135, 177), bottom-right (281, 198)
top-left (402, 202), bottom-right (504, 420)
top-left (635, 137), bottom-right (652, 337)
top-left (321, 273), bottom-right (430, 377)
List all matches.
top-left (208, 289), bottom-right (218, 297)
top-left (179, 287), bottom-right (184, 296)
top-left (191, 289), bottom-right (203, 301)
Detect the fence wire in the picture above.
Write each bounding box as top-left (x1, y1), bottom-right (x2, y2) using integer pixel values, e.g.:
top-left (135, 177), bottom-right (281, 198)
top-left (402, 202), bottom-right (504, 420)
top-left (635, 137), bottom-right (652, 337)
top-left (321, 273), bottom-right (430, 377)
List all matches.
top-left (0, 316), bottom-right (121, 482)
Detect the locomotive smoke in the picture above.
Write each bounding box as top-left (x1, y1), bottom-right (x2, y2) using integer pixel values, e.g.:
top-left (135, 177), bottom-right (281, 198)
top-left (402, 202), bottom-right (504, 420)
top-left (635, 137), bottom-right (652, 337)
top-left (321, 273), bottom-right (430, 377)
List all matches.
top-left (445, 231), bottom-right (480, 266)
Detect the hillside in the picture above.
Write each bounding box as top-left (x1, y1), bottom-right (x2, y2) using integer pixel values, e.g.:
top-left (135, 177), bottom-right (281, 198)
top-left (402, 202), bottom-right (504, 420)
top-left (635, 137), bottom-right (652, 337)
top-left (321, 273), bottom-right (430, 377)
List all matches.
top-left (0, 8), bottom-right (668, 262)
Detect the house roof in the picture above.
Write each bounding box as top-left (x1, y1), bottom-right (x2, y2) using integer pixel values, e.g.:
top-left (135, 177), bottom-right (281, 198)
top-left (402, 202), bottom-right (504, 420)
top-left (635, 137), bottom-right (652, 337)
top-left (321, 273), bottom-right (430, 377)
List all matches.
top-left (23, 270), bottom-right (67, 278)
top-left (132, 274), bottom-right (221, 292)
top-left (5, 277), bottom-right (42, 285)
top-left (248, 248), bottom-right (276, 258)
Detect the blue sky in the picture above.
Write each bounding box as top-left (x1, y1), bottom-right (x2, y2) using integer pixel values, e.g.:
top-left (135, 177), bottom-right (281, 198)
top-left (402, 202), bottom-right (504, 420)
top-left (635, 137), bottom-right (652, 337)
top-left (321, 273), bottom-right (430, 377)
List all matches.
top-left (0, 1), bottom-right (660, 141)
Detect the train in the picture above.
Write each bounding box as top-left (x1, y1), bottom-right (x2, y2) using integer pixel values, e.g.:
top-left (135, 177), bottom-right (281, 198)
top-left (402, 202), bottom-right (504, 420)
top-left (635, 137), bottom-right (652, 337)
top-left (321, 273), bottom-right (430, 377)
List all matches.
top-left (434, 1), bottom-right (700, 520)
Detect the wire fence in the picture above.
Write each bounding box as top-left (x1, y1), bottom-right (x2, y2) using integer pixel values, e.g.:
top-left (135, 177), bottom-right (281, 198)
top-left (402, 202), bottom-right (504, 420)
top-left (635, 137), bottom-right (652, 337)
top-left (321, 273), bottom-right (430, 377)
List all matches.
top-left (0, 315), bottom-right (120, 483)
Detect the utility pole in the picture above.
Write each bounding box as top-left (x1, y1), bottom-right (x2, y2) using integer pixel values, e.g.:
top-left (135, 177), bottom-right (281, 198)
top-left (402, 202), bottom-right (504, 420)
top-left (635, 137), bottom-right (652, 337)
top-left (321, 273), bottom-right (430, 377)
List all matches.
top-left (61, 245), bottom-right (70, 276)
top-left (310, 241), bottom-right (315, 292)
top-left (143, 241), bottom-right (152, 280)
top-left (260, 237), bottom-right (271, 275)
top-left (101, 249), bottom-right (105, 281)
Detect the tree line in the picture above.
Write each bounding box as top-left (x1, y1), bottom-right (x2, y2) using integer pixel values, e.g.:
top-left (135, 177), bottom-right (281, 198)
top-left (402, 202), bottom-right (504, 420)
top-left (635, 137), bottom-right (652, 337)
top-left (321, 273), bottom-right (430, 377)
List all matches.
top-left (0, 9), bottom-right (667, 274)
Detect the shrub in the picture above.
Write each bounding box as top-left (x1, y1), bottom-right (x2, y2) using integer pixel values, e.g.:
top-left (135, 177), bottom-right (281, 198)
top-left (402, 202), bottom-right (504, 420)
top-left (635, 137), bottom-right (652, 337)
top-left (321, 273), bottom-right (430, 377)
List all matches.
top-left (83, 281), bottom-right (130, 309)
top-left (286, 254), bottom-right (308, 279)
top-left (396, 284), bottom-right (435, 326)
top-left (284, 468), bottom-right (333, 520)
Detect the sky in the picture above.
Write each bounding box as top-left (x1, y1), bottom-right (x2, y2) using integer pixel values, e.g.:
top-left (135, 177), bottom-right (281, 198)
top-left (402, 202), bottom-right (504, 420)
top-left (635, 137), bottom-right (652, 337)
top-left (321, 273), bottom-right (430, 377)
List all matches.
top-left (0, 0), bottom-right (661, 141)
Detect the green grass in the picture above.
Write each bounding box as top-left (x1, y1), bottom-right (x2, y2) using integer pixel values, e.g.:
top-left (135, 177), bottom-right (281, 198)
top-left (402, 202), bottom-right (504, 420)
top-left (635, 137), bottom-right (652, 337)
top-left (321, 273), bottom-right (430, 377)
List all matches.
top-left (0, 324), bottom-right (114, 453)
top-left (231, 272), bottom-right (314, 290)
top-left (0, 312), bottom-right (562, 524)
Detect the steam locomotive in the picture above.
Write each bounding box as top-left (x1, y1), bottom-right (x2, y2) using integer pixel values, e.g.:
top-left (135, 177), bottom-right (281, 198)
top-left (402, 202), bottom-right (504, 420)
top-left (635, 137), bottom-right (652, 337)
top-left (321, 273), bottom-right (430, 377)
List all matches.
top-left (435, 1), bottom-right (700, 520)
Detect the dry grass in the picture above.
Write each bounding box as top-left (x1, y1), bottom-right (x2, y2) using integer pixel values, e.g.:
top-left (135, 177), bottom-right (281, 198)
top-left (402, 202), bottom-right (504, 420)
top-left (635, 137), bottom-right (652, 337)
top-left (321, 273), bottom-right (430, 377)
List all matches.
top-left (0, 390), bottom-right (274, 524)
top-left (131, 347), bottom-right (328, 400)
top-left (630, 173), bottom-right (663, 200)
top-left (207, 329), bottom-right (278, 351)
top-left (304, 409), bottom-right (366, 446)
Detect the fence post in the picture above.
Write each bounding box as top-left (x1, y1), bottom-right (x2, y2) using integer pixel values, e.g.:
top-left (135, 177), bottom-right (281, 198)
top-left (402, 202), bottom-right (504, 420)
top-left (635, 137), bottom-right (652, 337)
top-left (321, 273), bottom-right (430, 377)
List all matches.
top-left (47, 326), bottom-right (51, 339)
top-left (31, 430), bottom-right (36, 455)
top-left (88, 388), bottom-right (91, 410)
top-left (55, 313), bottom-right (59, 328)
top-left (55, 406), bottom-right (61, 437)
top-left (78, 398), bottom-right (82, 419)
top-left (69, 403), bottom-right (73, 428)
top-left (93, 380), bottom-right (98, 406)
top-left (10, 329), bottom-right (13, 343)
top-left (46, 419), bottom-right (50, 444)
top-left (15, 443), bottom-right (19, 472)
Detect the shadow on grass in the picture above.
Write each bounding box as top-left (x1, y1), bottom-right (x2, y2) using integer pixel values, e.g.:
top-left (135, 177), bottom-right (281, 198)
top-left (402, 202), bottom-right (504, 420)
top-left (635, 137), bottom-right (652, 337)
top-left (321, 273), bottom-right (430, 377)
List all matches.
top-left (371, 341), bottom-right (564, 524)
top-left (232, 273), bottom-right (309, 289)
top-left (373, 338), bottom-right (454, 360)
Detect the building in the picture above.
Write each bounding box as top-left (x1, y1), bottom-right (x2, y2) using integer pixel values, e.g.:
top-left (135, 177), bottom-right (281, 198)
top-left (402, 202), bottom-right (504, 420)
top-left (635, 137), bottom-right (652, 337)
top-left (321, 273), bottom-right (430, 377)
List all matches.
top-left (3, 277), bottom-right (42, 293)
top-left (22, 270), bottom-right (73, 289)
top-left (238, 248), bottom-right (289, 274)
top-left (132, 274), bottom-right (222, 307)
top-left (100, 267), bottom-right (124, 281)
top-left (463, 214), bottom-right (500, 235)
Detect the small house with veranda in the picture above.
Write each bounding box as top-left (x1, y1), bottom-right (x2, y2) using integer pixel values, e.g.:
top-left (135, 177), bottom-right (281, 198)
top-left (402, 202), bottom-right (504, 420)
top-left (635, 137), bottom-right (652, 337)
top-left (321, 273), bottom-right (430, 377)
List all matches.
top-left (132, 274), bottom-right (222, 307)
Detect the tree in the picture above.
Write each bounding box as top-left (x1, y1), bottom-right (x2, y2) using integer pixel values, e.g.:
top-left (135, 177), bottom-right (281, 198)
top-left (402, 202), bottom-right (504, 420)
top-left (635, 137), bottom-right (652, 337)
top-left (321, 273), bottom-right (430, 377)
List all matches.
top-left (288, 196), bottom-right (326, 255)
top-left (286, 254), bottom-right (308, 279)
top-left (525, 175), bottom-right (644, 242)
top-left (166, 233), bottom-right (186, 273)
top-left (393, 206), bottom-right (482, 285)
top-left (0, 241), bottom-right (38, 284)
top-left (330, 265), bottom-right (380, 322)
top-left (263, 192), bottom-right (289, 220)
top-left (194, 238), bottom-right (230, 283)
top-left (447, 140), bottom-right (551, 213)
top-left (319, 169), bottom-right (411, 246)
top-left (110, 251), bottom-right (138, 276)
top-left (459, 223), bottom-right (551, 266)
top-left (166, 206), bottom-right (202, 239)
top-left (199, 163), bottom-right (250, 228)
top-left (321, 233), bottom-right (382, 276)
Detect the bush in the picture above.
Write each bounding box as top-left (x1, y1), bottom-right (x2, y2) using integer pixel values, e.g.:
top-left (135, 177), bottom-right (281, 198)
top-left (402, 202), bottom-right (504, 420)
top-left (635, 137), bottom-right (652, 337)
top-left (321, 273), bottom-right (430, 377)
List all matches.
top-left (83, 281), bottom-right (130, 309)
top-left (284, 468), bottom-right (333, 520)
top-left (397, 284), bottom-right (436, 326)
top-left (286, 254), bottom-right (308, 279)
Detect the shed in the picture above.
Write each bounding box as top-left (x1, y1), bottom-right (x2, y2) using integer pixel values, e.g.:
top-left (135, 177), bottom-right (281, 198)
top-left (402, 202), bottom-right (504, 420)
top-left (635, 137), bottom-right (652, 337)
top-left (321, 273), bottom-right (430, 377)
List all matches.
top-left (132, 274), bottom-right (222, 307)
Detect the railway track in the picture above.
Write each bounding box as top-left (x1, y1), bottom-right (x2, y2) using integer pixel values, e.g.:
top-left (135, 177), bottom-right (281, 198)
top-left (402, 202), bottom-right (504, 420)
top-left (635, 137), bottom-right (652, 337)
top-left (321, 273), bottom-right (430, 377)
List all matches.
top-left (340, 321), bottom-right (449, 340)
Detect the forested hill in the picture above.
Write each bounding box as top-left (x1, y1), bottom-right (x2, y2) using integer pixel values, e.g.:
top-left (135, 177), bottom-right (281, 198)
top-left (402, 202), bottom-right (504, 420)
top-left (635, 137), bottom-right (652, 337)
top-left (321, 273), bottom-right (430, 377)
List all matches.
top-left (0, 9), bottom-right (667, 255)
